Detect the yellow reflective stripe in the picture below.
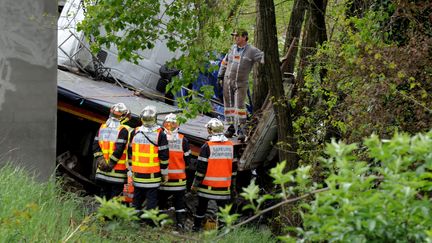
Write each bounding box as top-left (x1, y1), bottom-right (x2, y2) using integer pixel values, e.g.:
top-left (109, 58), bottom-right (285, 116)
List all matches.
top-left (133, 177), bottom-right (161, 183)
top-left (94, 152), bottom-right (103, 157)
top-left (164, 181), bottom-right (186, 186)
top-left (134, 144), bottom-right (158, 163)
top-left (132, 161), bottom-right (160, 167)
top-left (198, 187), bottom-right (230, 195)
top-left (110, 155), bottom-right (119, 162)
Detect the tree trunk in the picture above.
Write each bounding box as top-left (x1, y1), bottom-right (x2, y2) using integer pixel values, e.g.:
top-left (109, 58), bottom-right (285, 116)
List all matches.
top-left (295, 0), bottom-right (328, 91)
top-left (252, 10), bottom-right (267, 111)
top-left (281, 0), bottom-right (308, 75)
top-left (256, 0), bottom-right (298, 168)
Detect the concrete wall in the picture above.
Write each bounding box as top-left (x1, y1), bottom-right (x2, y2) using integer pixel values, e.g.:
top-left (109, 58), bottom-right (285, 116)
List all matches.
top-left (0, 0), bottom-right (57, 180)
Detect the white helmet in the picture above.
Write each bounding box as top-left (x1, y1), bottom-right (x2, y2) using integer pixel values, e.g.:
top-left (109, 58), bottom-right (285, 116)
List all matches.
top-left (110, 103), bottom-right (129, 121)
top-left (205, 118), bottom-right (224, 134)
top-left (140, 105), bottom-right (157, 127)
top-left (163, 113), bottom-right (178, 132)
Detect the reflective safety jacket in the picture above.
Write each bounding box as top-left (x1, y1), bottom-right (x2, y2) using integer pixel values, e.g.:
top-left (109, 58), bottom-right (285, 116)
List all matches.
top-left (93, 121), bottom-right (130, 184)
top-left (194, 139), bottom-right (236, 200)
top-left (128, 126), bottom-right (169, 188)
top-left (159, 133), bottom-right (191, 191)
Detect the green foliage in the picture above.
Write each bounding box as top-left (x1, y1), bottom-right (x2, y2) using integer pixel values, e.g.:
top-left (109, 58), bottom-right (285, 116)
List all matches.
top-left (240, 180), bottom-right (273, 213)
top-left (95, 196), bottom-right (138, 222)
top-left (0, 165), bottom-right (93, 242)
top-left (230, 131), bottom-right (432, 242)
top-left (217, 204), bottom-right (240, 229)
top-left (295, 1), bottom-right (432, 168)
top-left (296, 131), bottom-right (432, 242)
top-left (140, 208), bottom-right (172, 227)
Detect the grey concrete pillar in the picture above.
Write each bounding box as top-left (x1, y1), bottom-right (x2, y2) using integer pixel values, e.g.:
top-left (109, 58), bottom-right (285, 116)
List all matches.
top-left (0, 0), bottom-right (57, 181)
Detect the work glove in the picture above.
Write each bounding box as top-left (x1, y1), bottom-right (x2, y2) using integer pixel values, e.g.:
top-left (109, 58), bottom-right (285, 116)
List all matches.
top-left (96, 157), bottom-right (113, 172)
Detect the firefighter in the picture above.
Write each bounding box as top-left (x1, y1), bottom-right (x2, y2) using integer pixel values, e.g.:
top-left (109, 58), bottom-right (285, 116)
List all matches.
top-left (93, 103), bottom-right (131, 200)
top-left (191, 118), bottom-right (237, 232)
top-left (128, 105), bottom-right (169, 214)
top-left (158, 113), bottom-right (191, 230)
top-left (120, 109), bottom-right (135, 205)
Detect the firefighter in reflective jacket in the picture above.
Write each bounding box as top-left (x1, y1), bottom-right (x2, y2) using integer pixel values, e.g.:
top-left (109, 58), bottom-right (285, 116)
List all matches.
top-left (128, 105), bottom-right (169, 212)
top-left (93, 103), bottom-right (131, 200)
top-left (191, 118), bottom-right (237, 232)
top-left (158, 113), bottom-right (191, 230)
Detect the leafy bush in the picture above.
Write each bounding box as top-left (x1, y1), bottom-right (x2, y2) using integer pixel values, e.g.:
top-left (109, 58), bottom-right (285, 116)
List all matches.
top-left (292, 131), bottom-right (432, 242)
top-left (295, 1), bottom-right (432, 167)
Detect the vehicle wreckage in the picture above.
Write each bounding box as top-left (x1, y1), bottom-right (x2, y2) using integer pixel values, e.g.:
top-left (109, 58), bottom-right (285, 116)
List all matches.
top-left (56, 0), bottom-right (280, 193)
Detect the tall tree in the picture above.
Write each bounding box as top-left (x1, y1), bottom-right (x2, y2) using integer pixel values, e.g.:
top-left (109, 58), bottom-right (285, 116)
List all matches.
top-left (256, 0), bottom-right (298, 167)
top-left (296, 0), bottom-right (328, 86)
top-left (252, 3), bottom-right (266, 111)
top-left (281, 0), bottom-right (308, 75)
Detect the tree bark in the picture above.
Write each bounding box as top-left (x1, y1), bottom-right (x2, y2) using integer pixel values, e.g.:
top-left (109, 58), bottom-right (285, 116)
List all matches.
top-left (295, 0), bottom-right (328, 91)
top-left (281, 0), bottom-right (308, 75)
top-left (252, 9), bottom-right (267, 111)
top-left (256, 0), bottom-right (298, 168)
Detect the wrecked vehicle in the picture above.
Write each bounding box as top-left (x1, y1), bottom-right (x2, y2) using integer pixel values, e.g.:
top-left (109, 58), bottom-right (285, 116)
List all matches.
top-left (56, 0), bottom-right (244, 192)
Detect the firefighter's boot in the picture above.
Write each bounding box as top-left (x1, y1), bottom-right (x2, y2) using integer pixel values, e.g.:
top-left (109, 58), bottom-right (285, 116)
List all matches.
top-left (175, 212), bottom-right (186, 231)
top-left (192, 216), bottom-right (204, 232)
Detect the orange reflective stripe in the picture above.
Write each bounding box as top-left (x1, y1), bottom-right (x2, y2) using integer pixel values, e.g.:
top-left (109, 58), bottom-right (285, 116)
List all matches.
top-left (237, 110), bottom-right (247, 116)
top-left (224, 109), bottom-right (236, 114)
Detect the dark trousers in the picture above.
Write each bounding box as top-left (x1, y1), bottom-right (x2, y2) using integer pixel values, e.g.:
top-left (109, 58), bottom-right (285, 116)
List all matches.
top-left (196, 196), bottom-right (229, 217)
top-left (158, 190), bottom-right (186, 211)
top-left (98, 181), bottom-right (123, 201)
top-left (132, 187), bottom-right (158, 210)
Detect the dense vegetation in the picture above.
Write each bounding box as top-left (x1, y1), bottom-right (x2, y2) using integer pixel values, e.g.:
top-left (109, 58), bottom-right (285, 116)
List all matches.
top-left (69, 0), bottom-right (432, 241)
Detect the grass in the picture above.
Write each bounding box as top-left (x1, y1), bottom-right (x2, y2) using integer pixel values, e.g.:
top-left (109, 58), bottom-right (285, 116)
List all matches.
top-left (0, 164), bottom-right (277, 242)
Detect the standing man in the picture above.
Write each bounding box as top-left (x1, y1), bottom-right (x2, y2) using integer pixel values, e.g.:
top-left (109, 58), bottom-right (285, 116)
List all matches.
top-left (93, 103), bottom-right (131, 200)
top-left (159, 113), bottom-right (191, 230)
top-left (128, 105), bottom-right (169, 215)
top-left (218, 28), bottom-right (264, 141)
top-left (191, 118), bottom-right (237, 232)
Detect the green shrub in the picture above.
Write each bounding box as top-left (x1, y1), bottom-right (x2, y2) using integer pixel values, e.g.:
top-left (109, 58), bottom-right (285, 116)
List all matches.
top-left (295, 131), bottom-right (432, 242)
